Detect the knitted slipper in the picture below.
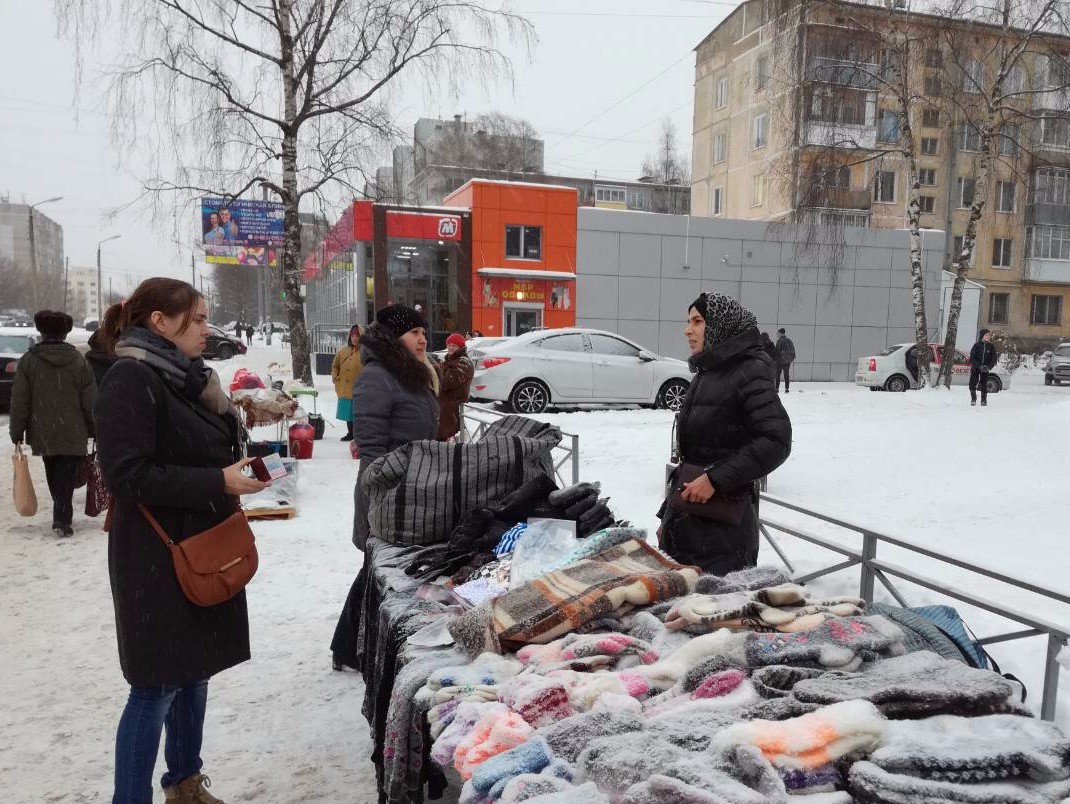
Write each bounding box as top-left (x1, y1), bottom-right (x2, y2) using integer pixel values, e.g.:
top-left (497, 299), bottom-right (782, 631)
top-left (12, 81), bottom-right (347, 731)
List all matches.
top-left (849, 760), bottom-right (1070, 804)
top-left (454, 709), bottom-right (535, 780)
top-left (695, 566), bottom-right (793, 595)
top-left (537, 710), bottom-right (645, 763)
top-left (468, 736), bottom-right (553, 795)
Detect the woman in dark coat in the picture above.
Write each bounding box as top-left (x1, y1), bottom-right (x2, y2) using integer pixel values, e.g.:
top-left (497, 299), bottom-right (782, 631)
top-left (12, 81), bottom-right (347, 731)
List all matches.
top-left (331, 304), bottom-right (439, 671)
top-left (658, 292), bottom-right (792, 575)
top-left (86, 329), bottom-right (119, 386)
top-left (436, 332), bottom-right (475, 441)
top-left (95, 278), bottom-right (266, 804)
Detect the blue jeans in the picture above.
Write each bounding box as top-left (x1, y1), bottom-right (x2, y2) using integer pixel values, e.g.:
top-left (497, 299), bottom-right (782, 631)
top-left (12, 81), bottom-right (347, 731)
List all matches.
top-left (112, 680), bottom-right (208, 804)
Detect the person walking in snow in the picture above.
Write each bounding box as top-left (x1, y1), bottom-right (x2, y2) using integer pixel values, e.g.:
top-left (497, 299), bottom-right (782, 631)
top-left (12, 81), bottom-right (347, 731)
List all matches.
top-left (8, 310), bottom-right (96, 537)
top-left (774, 328), bottom-right (796, 393)
top-left (87, 329), bottom-right (119, 386)
top-left (658, 293), bottom-right (792, 575)
top-left (244, 323), bottom-right (254, 346)
top-left (760, 331), bottom-right (777, 363)
top-left (969, 328), bottom-right (998, 407)
top-left (95, 278), bottom-right (267, 804)
top-left (436, 332), bottom-right (474, 441)
top-left (331, 324), bottom-right (363, 441)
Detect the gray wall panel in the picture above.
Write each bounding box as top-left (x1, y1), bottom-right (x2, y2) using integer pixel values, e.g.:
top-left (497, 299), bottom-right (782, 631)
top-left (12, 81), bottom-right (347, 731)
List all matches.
top-left (619, 233), bottom-right (662, 277)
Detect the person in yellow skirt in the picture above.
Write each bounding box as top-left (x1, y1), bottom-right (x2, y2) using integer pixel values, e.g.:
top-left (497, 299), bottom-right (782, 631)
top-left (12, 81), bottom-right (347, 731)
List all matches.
top-left (332, 324), bottom-right (364, 441)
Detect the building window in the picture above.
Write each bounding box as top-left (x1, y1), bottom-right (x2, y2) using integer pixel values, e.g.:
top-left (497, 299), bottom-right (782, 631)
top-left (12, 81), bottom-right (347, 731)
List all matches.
top-left (1030, 224), bottom-right (1070, 260)
top-left (992, 238), bottom-right (1013, 267)
top-left (1043, 55), bottom-right (1070, 89)
top-left (1039, 115), bottom-right (1070, 149)
top-left (505, 225), bottom-right (541, 260)
top-left (808, 86), bottom-right (866, 125)
top-left (921, 137), bottom-right (939, 155)
top-left (988, 293), bottom-right (1009, 324)
top-left (750, 174), bottom-right (766, 207)
top-left (1004, 65), bottom-right (1025, 94)
top-left (628, 192), bottom-right (646, 210)
top-left (957, 177), bottom-right (976, 208)
top-left (999, 125), bottom-right (1020, 156)
top-left (755, 55), bottom-right (769, 90)
top-left (963, 59), bottom-right (984, 93)
top-left (873, 170), bottom-right (896, 203)
top-left (919, 195), bottom-right (936, 213)
top-left (752, 113), bottom-right (768, 149)
top-left (922, 108), bottom-right (940, 128)
top-left (924, 76), bottom-right (943, 96)
top-left (924, 48), bottom-right (943, 68)
top-left (1034, 167), bottom-right (1070, 206)
top-left (1031, 294), bottom-right (1063, 325)
top-left (712, 186), bottom-right (724, 216)
top-left (595, 186), bottom-right (627, 204)
top-left (877, 110), bottom-right (900, 143)
top-left (995, 180), bottom-right (1016, 213)
top-left (817, 165), bottom-right (852, 189)
top-left (714, 132), bottom-right (727, 164)
top-left (960, 124), bottom-right (983, 151)
top-left (715, 76), bottom-right (729, 109)
top-left (919, 168), bottom-right (937, 186)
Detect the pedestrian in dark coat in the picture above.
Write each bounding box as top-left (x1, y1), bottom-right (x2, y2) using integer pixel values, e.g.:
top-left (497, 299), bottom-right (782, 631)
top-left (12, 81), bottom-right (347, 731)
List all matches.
top-left (658, 293), bottom-right (792, 575)
top-left (969, 328), bottom-right (999, 407)
top-left (760, 331), bottom-right (777, 362)
top-left (94, 278), bottom-right (266, 804)
top-left (86, 330), bottom-right (119, 386)
top-left (774, 327), bottom-right (796, 392)
top-left (8, 310), bottom-right (95, 536)
top-left (437, 332), bottom-right (474, 441)
top-left (244, 323), bottom-right (254, 346)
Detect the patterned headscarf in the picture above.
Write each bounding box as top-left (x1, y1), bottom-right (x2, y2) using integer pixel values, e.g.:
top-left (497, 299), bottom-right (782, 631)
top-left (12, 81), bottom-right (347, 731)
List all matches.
top-left (690, 292), bottom-right (758, 350)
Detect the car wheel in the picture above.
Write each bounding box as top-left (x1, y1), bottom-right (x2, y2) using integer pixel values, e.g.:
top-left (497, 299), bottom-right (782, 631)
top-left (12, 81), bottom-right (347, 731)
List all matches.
top-left (1045, 374), bottom-right (1053, 386)
top-left (656, 379), bottom-right (689, 411)
top-left (869, 386), bottom-right (880, 392)
top-left (884, 374), bottom-right (910, 392)
top-left (216, 343), bottom-right (235, 361)
top-left (1056, 379), bottom-right (1063, 386)
top-left (985, 375), bottom-right (1002, 394)
top-left (509, 380), bottom-right (550, 415)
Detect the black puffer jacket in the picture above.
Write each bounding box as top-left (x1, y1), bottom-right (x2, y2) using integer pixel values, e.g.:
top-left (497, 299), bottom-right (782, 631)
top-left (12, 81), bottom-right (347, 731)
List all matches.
top-left (660, 328), bottom-right (792, 573)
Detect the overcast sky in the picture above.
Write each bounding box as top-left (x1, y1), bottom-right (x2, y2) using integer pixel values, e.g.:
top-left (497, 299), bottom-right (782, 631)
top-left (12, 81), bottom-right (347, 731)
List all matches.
top-left (0, 0), bottom-right (732, 291)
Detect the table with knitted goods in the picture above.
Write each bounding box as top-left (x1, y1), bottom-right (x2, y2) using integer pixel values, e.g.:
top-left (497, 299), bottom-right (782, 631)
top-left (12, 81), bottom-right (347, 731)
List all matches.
top-left (352, 515), bottom-right (1070, 804)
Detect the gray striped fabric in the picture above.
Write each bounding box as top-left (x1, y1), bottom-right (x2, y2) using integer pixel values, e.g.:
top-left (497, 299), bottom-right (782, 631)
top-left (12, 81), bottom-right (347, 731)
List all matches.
top-left (363, 416), bottom-right (562, 547)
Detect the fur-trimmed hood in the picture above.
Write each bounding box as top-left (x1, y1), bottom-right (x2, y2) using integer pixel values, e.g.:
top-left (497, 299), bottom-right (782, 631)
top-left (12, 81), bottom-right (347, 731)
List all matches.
top-left (360, 322), bottom-right (435, 394)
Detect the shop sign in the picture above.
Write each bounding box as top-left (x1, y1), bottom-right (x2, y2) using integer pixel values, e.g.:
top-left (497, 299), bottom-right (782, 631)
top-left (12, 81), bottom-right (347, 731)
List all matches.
top-left (386, 211), bottom-right (463, 241)
top-left (501, 281), bottom-right (545, 303)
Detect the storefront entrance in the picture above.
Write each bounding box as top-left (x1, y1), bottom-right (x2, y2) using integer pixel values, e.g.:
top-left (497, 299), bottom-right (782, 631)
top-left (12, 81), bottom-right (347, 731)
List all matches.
top-left (504, 304), bottom-right (543, 336)
top-left (385, 238), bottom-right (464, 349)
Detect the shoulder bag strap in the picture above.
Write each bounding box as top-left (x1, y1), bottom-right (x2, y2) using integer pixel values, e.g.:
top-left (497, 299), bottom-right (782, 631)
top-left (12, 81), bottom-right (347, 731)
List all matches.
top-left (138, 503), bottom-right (175, 547)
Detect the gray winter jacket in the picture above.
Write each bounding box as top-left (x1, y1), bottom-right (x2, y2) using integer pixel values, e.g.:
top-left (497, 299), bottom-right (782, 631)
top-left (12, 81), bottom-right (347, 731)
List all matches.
top-left (351, 324), bottom-right (439, 548)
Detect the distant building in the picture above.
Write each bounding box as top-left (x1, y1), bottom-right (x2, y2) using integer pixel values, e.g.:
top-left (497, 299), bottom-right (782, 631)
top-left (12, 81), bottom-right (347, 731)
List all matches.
top-left (66, 266), bottom-right (100, 322)
top-left (0, 199), bottom-right (65, 308)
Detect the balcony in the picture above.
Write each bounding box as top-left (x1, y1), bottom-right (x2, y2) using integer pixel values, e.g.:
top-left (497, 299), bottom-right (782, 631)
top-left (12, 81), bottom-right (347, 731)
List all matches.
top-left (804, 207), bottom-right (871, 228)
top-left (1026, 202), bottom-right (1070, 226)
top-left (805, 122), bottom-right (876, 149)
top-left (822, 188), bottom-right (872, 210)
top-left (1025, 258), bottom-right (1070, 284)
top-left (807, 57), bottom-right (880, 90)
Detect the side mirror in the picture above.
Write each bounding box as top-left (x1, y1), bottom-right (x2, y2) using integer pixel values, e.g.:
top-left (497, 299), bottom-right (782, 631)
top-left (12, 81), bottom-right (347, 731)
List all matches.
top-left (638, 350), bottom-right (656, 362)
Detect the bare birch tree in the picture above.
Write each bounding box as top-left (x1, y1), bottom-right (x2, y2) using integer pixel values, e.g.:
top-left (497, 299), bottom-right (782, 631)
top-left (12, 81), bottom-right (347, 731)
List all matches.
top-left (53, 0), bottom-right (533, 382)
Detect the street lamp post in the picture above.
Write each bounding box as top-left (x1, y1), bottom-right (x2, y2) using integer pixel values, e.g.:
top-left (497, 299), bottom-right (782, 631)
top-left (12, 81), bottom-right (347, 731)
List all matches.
top-left (96, 235), bottom-right (122, 319)
top-left (27, 196), bottom-right (63, 310)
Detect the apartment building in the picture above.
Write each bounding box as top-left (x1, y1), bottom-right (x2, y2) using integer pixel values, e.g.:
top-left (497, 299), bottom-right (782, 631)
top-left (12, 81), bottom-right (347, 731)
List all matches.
top-left (691, 0), bottom-right (1070, 342)
top-left (66, 266), bottom-right (99, 322)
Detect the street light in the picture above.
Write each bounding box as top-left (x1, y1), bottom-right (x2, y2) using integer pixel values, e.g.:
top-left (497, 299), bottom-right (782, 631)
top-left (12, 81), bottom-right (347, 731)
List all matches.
top-left (27, 196), bottom-right (64, 310)
top-left (97, 234), bottom-right (122, 320)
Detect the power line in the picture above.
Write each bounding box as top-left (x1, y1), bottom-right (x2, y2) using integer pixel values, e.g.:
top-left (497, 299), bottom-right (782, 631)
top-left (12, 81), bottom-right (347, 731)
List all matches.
top-left (553, 98), bottom-right (693, 165)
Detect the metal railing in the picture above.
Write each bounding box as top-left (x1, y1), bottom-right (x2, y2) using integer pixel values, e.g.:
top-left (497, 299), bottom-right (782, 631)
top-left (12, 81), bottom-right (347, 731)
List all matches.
top-left (458, 404), bottom-right (580, 487)
top-left (757, 493), bottom-right (1069, 722)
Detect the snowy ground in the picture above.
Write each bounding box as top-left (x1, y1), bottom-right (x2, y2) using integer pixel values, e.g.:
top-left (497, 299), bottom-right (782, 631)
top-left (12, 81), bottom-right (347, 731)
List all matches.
top-left (1, 339), bottom-right (1068, 801)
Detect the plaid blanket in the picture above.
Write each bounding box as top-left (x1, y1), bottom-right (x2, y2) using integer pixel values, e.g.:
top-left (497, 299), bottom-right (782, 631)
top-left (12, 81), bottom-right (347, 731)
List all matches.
top-left (364, 415), bottom-right (561, 547)
top-left (449, 539), bottom-right (700, 656)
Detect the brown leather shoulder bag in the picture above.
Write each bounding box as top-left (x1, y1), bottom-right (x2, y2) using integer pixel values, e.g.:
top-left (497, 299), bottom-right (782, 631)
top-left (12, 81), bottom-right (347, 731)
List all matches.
top-left (139, 504), bottom-right (259, 607)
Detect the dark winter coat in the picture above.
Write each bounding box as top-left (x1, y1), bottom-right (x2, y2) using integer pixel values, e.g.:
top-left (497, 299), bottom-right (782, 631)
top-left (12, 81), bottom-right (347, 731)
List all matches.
top-left (96, 357), bottom-right (249, 687)
top-left (969, 340), bottom-right (998, 371)
top-left (436, 347), bottom-right (474, 441)
top-left (86, 332), bottom-right (119, 387)
top-left (775, 335), bottom-right (796, 366)
top-left (660, 328), bottom-right (792, 574)
top-left (8, 341), bottom-right (96, 456)
top-left (760, 335), bottom-right (777, 362)
top-left (351, 324), bottom-right (440, 548)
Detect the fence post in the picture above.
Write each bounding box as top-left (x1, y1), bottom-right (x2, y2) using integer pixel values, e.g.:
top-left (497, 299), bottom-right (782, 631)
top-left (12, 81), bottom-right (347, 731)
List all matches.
top-left (570, 434), bottom-right (580, 485)
top-left (859, 531), bottom-right (876, 603)
top-left (1041, 633), bottom-right (1064, 722)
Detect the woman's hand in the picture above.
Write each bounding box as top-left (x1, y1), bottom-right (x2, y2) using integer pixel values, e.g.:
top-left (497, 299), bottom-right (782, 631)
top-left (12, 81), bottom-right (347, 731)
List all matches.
top-left (680, 473), bottom-right (715, 504)
top-left (223, 458), bottom-right (270, 496)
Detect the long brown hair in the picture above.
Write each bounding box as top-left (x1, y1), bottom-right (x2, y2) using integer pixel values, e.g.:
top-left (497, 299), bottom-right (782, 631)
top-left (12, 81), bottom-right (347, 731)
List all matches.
top-left (98, 278), bottom-right (203, 353)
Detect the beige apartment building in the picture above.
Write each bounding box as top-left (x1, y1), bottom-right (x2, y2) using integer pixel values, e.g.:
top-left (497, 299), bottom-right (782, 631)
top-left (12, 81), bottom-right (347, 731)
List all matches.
top-left (691, 0), bottom-right (1070, 343)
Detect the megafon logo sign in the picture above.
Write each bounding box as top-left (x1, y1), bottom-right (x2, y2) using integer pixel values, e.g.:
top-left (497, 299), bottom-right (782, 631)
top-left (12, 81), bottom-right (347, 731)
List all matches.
top-left (438, 217), bottom-right (460, 238)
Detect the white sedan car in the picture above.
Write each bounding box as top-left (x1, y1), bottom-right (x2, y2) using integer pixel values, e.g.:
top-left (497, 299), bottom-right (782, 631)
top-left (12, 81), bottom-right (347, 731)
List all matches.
top-left (855, 342), bottom-right (1011, 393)
top-left (469, 328), bottom-right (692, 414)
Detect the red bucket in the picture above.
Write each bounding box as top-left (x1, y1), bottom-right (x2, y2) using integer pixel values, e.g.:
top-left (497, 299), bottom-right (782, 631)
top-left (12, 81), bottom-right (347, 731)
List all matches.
top-left (288, 421), bottom-right (315, 460)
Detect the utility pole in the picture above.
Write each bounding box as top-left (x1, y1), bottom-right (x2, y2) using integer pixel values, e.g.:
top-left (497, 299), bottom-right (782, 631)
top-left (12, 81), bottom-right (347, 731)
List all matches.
top-left (96, 234), bottom-right (122, 319)
top-left (191, 252), bottom-right (196, 286)
top-left (63, 256), bottom-right (69, 313)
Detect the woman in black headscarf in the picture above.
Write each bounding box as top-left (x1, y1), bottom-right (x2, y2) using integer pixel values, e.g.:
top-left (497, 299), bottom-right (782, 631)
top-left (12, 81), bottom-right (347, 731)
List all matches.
top-left (658, 292), bottom-right (792, 574)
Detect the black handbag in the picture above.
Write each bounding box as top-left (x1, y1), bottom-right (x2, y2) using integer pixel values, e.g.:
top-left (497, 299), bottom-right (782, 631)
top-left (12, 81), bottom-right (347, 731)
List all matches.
top-left (666, 463), bottom-right (748, 525)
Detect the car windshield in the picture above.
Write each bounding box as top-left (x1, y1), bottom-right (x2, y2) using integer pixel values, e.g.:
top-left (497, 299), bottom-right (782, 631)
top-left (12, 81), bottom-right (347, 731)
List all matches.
top-left (1055, 345), bottom-right (1070, 357)
top-left (879, 345), bottom-right (903, 356)
top-left (0, 334), bottom-right (33, 354)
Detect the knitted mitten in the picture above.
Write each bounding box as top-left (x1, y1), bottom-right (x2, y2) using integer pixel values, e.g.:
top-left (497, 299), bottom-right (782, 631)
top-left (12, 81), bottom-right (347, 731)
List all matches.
top-left (743, 616), bottom-right (905, 671)
top-left (635, 630), bottom-right (747, 688)
top-left (432, 684), bottom-right (501, 704)
top-left (750, 665), bottom-right (827, 699)
top-left (514, 781), bottom-right (611, 804)
top-left (428, 698), bottom-right (461, 739)
top-left (495, 774), bottom-right (574, 803)
top-left (694, 566), bottom-right (792, 595)
top-left (626, 610), bottom-right (695, 658)
top-left (692, 668), bottom-right (748, 699)
top-left (468, 736), bottom-right (554, 795)
top-left (431, 701), bottom-right (507, 767)
top-left (454, 709), bottom-right (535, 780)
top-left (537, 710), bottom-right (645, 763)
top-left (559, 632), bottom-right (658, 665)
top-left (548, 482), bottom-right (601, 507)
top-left (712, 699), bottom-right (885, 771)
top-left (644, 705), bottom-right (749, 752)
top-left (498, 674), bottom-right (575, 728)
top-left (516, 641), bottom-right (567, 668)
top-left (848, 760), bottom-right (1070, 804)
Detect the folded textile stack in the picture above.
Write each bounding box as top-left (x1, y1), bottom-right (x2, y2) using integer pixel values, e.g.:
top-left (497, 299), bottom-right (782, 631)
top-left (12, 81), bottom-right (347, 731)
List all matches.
top-left (664, 585), bottom-right (866, 634)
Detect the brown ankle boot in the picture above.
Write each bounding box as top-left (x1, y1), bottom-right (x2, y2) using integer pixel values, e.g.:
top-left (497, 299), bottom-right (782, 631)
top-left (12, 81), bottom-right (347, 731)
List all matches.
top-left (163, 773), bottom-right (225, 804)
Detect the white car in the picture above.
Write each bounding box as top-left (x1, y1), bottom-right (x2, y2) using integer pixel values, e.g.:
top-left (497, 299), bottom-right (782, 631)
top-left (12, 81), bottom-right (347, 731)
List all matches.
top-left (432, 336), bottom-right (512, 362)
top-left (855, 342), bottom-right (1011, 393)
top-left (469, 328), bottom-right (692, 414)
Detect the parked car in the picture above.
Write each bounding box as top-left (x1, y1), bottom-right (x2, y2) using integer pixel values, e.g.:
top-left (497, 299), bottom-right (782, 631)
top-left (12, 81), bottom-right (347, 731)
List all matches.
top-left (469, 328), bottom-right (691, 414)
top-left (1044, 343), bottom-right (1070, 386)
top-left (431, 336), bottom-right (513, 362)
top-left (0, 328), bottom-right (39, 410)
top-left (204, 325), bottom-right (248, 361)
top-left (855, 342), bottom-right (1011, 393)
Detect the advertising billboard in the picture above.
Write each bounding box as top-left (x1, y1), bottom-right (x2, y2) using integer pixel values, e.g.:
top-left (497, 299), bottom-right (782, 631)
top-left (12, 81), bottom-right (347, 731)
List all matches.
top-left (201, 197), bottom-right (285, 266)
